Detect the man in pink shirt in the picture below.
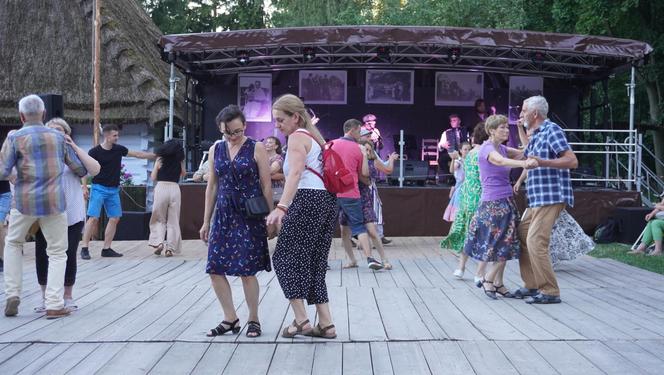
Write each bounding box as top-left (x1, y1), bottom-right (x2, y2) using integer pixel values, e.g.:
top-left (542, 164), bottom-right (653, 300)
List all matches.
top-left (335, 119), bottom-right (383, 270)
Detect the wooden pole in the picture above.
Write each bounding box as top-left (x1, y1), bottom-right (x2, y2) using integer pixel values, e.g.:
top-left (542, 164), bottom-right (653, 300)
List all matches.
top-left (93, 0), bottom-right (101, 145)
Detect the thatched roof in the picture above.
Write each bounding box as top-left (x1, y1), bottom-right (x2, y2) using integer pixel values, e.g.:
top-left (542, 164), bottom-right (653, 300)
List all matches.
top-left (0, 0), bottom-right (183, 127)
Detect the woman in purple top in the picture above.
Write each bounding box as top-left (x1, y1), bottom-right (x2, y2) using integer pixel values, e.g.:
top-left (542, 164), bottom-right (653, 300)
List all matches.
top-left (463, 115), bottom-right (537, 300)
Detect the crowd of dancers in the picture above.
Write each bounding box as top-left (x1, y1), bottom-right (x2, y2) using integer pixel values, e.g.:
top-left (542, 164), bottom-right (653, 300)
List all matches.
top-left (0, 93), bottom-right (611, 338)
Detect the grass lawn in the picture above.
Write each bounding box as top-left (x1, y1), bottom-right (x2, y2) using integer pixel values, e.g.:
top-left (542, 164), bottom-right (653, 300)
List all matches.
top-left (590, 243), bottom-right (664, 275)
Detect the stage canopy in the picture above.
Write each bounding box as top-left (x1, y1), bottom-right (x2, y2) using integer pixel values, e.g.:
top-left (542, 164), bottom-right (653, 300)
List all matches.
top-left (159, 25), bottom-right (652, 81)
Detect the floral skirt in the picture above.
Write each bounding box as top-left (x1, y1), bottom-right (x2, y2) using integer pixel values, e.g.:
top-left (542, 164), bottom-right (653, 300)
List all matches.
top-left (463, 197), bottom-right (520, 262)
top-left (549, 209), bottom-right (595, 267)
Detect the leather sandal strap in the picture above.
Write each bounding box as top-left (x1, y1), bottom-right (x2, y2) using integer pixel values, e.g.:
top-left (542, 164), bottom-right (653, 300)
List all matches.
top-left (318, 323), bottom-right (335, 332)
top-left (293, 319), bottom-right (310, 331)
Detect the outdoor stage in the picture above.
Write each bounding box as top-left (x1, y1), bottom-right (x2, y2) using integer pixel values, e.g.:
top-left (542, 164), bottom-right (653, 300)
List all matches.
top-left (1, 238), bottom-right (663, 374)
top-left (179, 184), bottom-right (641, 239)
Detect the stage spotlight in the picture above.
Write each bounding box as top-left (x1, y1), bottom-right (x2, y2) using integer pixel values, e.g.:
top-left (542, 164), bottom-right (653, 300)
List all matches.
top-left (448, 47), bottom-right (461, 63)
top-left (236, 50), bottom-right (249, 65)
top-left (377, 46), bottom-right (391, 59)
top-left (303, 47), bottom-right (316, 62)
top-left (531, 51), bottom-right (546, 63)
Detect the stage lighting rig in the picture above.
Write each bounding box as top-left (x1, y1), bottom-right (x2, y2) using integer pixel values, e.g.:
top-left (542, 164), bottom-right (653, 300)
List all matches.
top-left (531, 51), bottom-right (546, 64)
top-left (303, 47), bottom-right (316, 62)
top-left (376, 46), bottom-right (391, 60)
top-left (236, 50), bottom-right (250, 65)
top-left (448, 47), bottom-right (461, 63)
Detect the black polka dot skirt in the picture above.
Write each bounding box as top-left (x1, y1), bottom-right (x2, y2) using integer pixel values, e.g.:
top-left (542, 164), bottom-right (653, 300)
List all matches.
top-left (273, 189), bottom-right (337, 305)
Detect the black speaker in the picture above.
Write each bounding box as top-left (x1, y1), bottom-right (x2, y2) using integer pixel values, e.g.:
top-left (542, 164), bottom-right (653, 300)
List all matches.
top-left (38, 94), bottom-right (64, 122)
top-left (388, 160), bottom-right (428, 186)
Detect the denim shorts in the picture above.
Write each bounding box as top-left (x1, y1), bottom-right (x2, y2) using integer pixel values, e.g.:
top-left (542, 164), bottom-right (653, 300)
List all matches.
top-left (337, 197), bottom-right (367, 236)
top-left (87, 184), bottom-right (123, 218)
top-left (0, 191), bottom-right (11, 222)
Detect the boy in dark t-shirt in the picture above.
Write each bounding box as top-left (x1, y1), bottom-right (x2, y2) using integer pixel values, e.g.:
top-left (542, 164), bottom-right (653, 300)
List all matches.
top-left (80, 124), bottom-right (154, 259)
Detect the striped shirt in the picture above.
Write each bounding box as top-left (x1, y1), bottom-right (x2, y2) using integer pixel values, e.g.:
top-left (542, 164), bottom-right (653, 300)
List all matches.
top-left (0, 123), bottom-right (87, 216)
top-left (524, 119), bottom-right (574, 208)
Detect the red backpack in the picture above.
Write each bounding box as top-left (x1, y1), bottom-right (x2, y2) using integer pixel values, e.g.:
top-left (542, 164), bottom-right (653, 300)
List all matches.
top-left (299, 131), bottom-right (355, 194)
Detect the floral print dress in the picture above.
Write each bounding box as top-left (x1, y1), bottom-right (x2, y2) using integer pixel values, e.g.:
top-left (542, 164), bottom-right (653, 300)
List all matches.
top-left (440, 148), bottom-right (482, 253)
top-left (206, 139), bottom-right (271, 276)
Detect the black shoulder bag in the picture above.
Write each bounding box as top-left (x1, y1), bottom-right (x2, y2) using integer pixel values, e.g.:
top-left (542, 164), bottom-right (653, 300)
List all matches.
top-left (225, 141), bottom-right (270, 219)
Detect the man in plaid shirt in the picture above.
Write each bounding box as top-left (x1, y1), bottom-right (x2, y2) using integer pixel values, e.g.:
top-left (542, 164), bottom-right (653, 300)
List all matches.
top-left (514, 96), bottom-right (578, 304)
top-left (1, 95), bottom-right (87, 319)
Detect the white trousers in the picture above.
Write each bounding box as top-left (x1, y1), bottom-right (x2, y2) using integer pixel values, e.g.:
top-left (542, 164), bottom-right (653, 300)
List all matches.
top-left (4, 209), bottom-right (68, 310)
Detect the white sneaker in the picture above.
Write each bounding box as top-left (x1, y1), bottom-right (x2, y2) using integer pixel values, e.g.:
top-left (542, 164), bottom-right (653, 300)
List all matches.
top-left (453, 269), bottom-right (464, 279)
top-left (474, 276), bottom-right (483, 284)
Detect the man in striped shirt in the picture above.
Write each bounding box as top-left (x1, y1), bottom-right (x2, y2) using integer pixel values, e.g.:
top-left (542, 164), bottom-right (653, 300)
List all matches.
top-left (0, 95), bottom-right (87, 319)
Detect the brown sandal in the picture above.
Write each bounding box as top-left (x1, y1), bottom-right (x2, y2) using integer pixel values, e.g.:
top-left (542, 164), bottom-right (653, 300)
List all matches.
top-left (165, 249), bottom-right (173, 257)
top-left (281, 319), bottom-right (312, 338)
top-left (153, 244), bottom-right (163, 256)
top-left (309, 323), bottom-right (337, 339)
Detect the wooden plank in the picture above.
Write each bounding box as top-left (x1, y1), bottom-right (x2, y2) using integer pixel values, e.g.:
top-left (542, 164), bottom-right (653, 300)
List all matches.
top-left (176, 285), bottom-right (245, 342)
top-left (0, 343), bottom-right (30, 365)
top-left (153, 288), bottom-right (216, 341)
top-left (311, 343), bottom-right (343, 375)
top-left (442, 288), bottom-right (528, 341)
top-left (603, 340), bottom-right (664, 375)
top-left (149, 342), bottom-right (210, 374)
top-left (62, 343), bottom-right (127, 375)
top-left (266, 343), bottom-right (315, 375)
top-left (322, 287), bottom-right (349, 342)
top-left (416, 288), bottom-right (485, 341)
top-left (341, 265), bottom-right (360, 288)
top-left (374, 288), bottom-right (433, 340)
top-left (357, 267), bottom-right (379, 287)
top-left (388, 342), bottom-right (431, 375)
top-left (347, 287), bottom-right (387, 341)
top-left (481, 299), bottom-right (558, 341)
top-left (495, 341), bottom-right (557, 375)
top-left (369, 342), bottom-right (394, 375)
top-left (568, 341), bottom-right (643, 374)
top-left (222, 343), bottom-right (275, 375)
top-left (420, 342), bottom-right (475, 375)
top-left (341, 343), bottom-right (373, 375)
top-left (241, 285), bottom-right (289, 343)
top-left (458, 341), bottom-right (519, 375)
top-left (190, 343), bottom-right (237, 375)
top-left (403, 288), bottom-right (448, 340)
top-left (325, 260), bottom-right (342, 288)
top-left (414, 258), bottom-right (455, 289)
top-left (388, 260), bottom-right (415, 288)
top-left (399, 259), bottom-right (433, 288)
top-left (32, 343), bottom-right (100, 375)
top-left (15, 344), bottom-right (72, 375)
top-left (96, 342), bottom-right (171, 375)
top-left (530, 341), bottom-right (603, 375)
top-left (94, 285), bottom-right (192, 341)
top-left (131, 285), bottom-right (209, 341)
top-left (0, 343), bottom-right (59, 373)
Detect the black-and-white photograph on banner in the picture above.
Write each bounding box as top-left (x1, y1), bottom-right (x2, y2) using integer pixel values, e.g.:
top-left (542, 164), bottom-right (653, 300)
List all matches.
top-left (299, 70), bottom-right (347, 104)
top-left (509, 76), bottom-right (543, 123)
top-left (435, 72), bottom-right (484, 106)
top-left (366, 70), bottom-right (414, 104)
top-left (238, 73), bottom-right (272, 122)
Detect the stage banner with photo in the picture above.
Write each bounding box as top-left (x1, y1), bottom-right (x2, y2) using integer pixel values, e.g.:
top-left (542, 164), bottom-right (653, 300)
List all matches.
top-left (366, 70), bottom-right (414, 104)
top-left (299, 70), bottom-right (347, 104)
top-left (435, 72), bottom-right (483, 106)
top-left (508, 76), bottom-right (543, 124)
top-left (238, 73), bottom-right (272, 122)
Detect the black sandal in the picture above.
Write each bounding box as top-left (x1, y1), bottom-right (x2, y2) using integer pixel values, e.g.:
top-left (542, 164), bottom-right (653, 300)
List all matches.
top-left (246, 321), bottom-right (262, 337)
top-left (206, 318), bottom-right (240, 337)
top-left (493, 285), bottom-right (514, 298)
top-left (482, 280), bottom-right (497, 300)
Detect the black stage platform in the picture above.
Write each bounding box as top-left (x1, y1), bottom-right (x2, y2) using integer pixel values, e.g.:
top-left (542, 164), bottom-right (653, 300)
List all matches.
top-left (179, 184), bottom-right (641, 240)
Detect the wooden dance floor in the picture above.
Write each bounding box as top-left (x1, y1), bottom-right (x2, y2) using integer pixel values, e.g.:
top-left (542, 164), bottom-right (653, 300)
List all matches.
top-left (1, 238), bottom-right (663, 374)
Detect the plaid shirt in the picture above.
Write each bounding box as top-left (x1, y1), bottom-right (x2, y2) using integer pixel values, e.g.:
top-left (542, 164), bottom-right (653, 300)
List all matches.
top-left (0, 123), bottom-right (87, 216)
top-left (524, 119), bottom-right (574, 208)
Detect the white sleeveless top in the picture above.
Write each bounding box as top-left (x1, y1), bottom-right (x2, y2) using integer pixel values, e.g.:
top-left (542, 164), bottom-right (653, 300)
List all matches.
top-left (283, 129), bottom-right (326, 190)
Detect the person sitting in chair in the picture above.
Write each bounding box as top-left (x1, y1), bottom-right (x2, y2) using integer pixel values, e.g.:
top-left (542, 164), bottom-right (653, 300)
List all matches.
top-left (628, 195), bottom-right (664, 256)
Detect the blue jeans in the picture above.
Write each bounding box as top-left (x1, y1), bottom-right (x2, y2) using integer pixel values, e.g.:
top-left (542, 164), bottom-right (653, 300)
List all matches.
top-left (337, 197), bottom-right (366, 236)
top-left (0, 191), bottom-right (11, 222)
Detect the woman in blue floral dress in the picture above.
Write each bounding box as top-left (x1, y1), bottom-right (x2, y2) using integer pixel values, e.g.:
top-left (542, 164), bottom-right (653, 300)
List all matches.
top-left (199, 105), bottom-right (273, 338)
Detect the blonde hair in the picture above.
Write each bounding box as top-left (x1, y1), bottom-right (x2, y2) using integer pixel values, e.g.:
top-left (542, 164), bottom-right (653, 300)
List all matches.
top-left (272, 94), bottom-right (325, 144)
top-left (46, 117), bottom-right (71, 135)
top-left (484, 114), bottom-right (508, 136)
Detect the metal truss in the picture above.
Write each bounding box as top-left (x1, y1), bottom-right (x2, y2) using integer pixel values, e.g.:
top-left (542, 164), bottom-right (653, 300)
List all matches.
top-left (172, 43), bottom-right (625, 80)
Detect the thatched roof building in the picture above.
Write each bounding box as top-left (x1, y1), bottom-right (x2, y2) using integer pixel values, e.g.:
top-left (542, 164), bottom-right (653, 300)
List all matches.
top-left (0, 0), bottom-right (182, 128)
